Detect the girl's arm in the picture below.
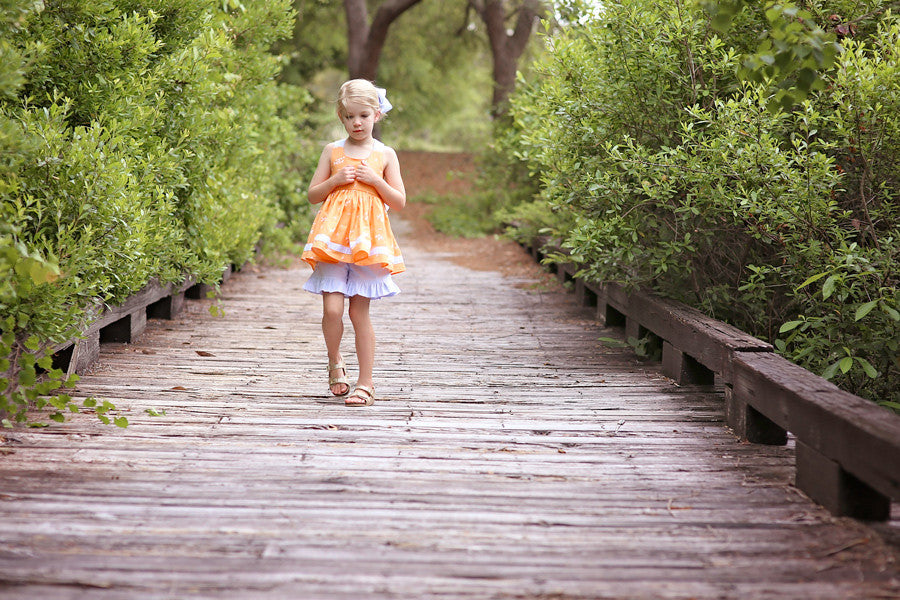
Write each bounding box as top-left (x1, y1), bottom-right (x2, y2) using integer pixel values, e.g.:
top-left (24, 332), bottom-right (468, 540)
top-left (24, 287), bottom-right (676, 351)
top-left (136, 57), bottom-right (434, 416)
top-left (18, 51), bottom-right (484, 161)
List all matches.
top-left (356, 146), bottom-right (406, 210)
top-left (307, 144), bottom-right (355, 205)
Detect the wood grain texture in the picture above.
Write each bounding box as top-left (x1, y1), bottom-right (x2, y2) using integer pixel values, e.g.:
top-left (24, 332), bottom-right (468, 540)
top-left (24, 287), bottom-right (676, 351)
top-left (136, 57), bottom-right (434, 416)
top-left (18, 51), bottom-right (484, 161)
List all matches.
top-left (1, 217), bottom-right (898, 599)
top-left (538, 241), bottom-right (900, 521)
top-left (733, 351), bottom-right (900, 510)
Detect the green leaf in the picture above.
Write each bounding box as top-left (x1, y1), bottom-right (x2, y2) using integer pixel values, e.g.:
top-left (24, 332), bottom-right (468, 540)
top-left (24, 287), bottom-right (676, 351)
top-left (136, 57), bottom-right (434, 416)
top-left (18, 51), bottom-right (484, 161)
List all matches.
top-left (881, 303), bottom-right (900, 322)
top-left (114, 416), bottom-right (129, 428)
top-left (50, 412), bottom-right (65, 423)
top-left (2, 419), bottom-right (13, 428)
top-left (854, 300), bottom-right (878, 322)
top-left (796, 271), bottom-right (828, 290)
top-left (856, 357), bottom-right (878, 379)
top-left (18, 368), bottom-right (36, 387)
top-left (822, 275), bottom-right (836, 300)
top-left (97, 400), bottom-right (116, 415)
top-left (27, 259), bottom-right (59, 284)
top-left (779, 320), bottom-right (803, 333)
top-left (839, 356), bottom-right (853, 374)
top-left (822, 360), bottom-right (840, 380)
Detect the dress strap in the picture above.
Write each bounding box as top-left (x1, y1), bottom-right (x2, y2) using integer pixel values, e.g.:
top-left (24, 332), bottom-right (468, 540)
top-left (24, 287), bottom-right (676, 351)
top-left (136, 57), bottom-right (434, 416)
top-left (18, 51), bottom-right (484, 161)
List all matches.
top-left (334, 138), bottom-right (383, 153)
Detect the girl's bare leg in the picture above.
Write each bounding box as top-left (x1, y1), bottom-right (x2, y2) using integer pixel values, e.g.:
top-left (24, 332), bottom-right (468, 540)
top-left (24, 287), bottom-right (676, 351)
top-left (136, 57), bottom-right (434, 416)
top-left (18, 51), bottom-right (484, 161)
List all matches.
top-left (322, 292), bottom-right (348, 395)
top-left (348, 295), bottom-right (375, 389)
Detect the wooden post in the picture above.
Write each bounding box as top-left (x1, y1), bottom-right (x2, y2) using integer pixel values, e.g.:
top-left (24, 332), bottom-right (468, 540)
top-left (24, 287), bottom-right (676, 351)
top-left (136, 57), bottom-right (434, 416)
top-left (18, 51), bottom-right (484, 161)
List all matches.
top-left (556, 263), bottom-right (574, 286)
top-left (662, 341), bottom-right (715, 385)
top-left (68, 331), bottom-right (100, 376)
top-left (602, 305), bottom-right (626, 327)
top-left (594, 285), bottom-right (626, 327)
top-left (574, 279), bottom-right (590, 307)
top-left (625, 317), bottom-right (643, 342)
top-left (796, 441), bottom-right (890, 521)
top-left (99, 309), bottom-right (146, 344)
top-left (582, 282), bottom-right (607, 322)
top-left (580, 282), bottom-right (598, 309)
top-left (725, 385), bottom-right (788, 445)
top-left (186, 282), bottom-right (214, 300)
top-left (186, 265), bottom-right (231, 300)
top-left (147, 292), bottom-right (185, 320)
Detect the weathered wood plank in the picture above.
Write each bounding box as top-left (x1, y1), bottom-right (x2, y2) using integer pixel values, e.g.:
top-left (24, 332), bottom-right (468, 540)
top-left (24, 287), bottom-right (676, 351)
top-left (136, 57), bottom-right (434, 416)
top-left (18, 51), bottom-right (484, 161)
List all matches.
top-left (530, 240), bottom-right (900, 522)
top-left (732, 351), bottom-right (900, 520)
top-left (0, 218), bottom-right (898, 599)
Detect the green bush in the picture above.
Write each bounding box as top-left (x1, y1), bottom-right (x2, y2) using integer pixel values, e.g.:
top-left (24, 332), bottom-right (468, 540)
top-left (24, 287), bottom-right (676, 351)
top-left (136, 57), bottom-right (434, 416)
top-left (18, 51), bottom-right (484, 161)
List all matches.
top-left (415, 190), bottom-right (491, 238)
top-left (499, 0), bottom-right (899, 409)
top-left (0, 0), bottom-right (316, 424)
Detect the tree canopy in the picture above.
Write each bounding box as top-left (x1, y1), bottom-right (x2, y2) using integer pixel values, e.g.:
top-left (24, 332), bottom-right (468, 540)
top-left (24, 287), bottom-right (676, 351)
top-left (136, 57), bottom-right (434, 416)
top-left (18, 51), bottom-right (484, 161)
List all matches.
top-left (280, 0), bottom-right (549, 149)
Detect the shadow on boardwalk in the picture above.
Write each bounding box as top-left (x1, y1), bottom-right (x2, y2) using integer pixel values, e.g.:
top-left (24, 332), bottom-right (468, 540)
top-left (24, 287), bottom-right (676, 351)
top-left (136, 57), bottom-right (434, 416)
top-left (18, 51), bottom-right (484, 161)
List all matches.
top-left (0, 213), bottom-right (898, 599)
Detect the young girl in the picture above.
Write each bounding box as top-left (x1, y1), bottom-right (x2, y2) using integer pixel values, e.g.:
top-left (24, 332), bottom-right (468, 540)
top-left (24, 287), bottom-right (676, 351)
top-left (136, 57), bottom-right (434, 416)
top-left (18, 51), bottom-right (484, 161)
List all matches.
top-left (301, 79), bottom-right (406, 407)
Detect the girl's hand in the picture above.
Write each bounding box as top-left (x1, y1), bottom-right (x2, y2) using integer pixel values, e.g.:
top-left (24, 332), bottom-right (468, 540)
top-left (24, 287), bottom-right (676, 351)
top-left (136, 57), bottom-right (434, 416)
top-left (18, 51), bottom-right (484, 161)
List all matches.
top-left (333, 166), bottom-right (357, 186)
top-left (353, 164), bottom-right (379, 186)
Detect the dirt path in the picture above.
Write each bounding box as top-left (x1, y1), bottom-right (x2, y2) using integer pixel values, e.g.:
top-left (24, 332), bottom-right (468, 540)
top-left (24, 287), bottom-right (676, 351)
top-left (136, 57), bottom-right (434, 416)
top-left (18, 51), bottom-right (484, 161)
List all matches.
top-left (396, 150), bottom-right (555, 281)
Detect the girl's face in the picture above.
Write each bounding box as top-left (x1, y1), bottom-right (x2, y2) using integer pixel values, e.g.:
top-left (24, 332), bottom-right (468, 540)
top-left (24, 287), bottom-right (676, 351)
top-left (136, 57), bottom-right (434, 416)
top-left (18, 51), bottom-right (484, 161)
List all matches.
top-left (339, 101), bottom-right (380, 142)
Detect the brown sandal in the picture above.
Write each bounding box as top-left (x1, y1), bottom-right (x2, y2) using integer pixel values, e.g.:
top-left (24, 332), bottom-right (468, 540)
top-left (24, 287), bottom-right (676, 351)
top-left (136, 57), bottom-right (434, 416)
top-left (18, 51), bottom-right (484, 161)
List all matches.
top-left (328, 360), bottom-right (349, 396)
top-left (345, 384), bottom-right (375, 407)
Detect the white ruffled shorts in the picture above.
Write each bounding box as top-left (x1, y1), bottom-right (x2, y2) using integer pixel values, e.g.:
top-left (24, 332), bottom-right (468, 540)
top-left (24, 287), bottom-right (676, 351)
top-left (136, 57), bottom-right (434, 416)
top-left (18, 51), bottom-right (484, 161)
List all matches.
top-left (303, 261), bottom-right (400, 299)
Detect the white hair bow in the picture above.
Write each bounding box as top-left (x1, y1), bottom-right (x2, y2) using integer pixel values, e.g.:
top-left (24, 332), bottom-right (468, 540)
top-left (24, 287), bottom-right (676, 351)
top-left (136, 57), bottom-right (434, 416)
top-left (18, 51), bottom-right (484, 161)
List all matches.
top-left (376, 87), bottom-right (393, 114)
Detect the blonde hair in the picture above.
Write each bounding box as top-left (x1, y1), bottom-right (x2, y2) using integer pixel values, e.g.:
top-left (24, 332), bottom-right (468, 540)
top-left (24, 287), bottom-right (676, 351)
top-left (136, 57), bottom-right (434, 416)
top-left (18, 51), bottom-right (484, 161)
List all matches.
top-left (337, 79), bottom-right (381, 117)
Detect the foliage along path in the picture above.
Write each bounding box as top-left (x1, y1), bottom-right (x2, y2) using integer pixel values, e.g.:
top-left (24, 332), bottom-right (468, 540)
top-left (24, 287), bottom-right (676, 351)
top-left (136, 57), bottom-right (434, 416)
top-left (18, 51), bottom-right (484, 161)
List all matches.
top-left (0, 152), bottom-right (898, 599)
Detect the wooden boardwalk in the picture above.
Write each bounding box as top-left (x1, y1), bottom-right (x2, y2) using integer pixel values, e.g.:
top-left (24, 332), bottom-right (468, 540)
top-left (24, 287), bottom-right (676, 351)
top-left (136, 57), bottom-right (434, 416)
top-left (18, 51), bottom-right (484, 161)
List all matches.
top-left (1, 217), bottom-right (899, 599)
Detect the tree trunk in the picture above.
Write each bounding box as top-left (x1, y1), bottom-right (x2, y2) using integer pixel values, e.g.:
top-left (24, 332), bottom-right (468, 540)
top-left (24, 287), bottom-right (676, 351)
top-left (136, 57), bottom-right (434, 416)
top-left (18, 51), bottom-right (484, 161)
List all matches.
top-left (345, 0), bottom-right (369, 79)
top-left (344, 0), bottom-right (425, 81)
top-left (471, 0), bottom-right (543, 117)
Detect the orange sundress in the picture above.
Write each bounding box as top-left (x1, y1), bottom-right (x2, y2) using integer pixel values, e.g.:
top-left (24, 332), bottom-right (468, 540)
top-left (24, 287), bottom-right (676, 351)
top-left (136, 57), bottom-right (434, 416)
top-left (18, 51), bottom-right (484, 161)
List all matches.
top-left (301, 139), bottom-right (405, 274)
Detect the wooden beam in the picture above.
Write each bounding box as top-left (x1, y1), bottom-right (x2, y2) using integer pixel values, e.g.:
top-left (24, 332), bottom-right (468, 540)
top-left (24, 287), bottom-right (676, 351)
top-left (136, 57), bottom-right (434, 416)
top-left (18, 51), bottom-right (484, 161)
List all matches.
top-left (796, 441), bottom-right (890, 520)
top-left (724, 384), bottom-right (788, 445)
top-left (49, 277), bottom-right (197, 375)
top-left (617, 284), bottom-right (771, 383)
top-left (732, 351), bottom-right (900, 517)
top-left (662, 341), bottom-right (715, 385)
top-left (530, 239), bottom-right (900, 520)
top-left (147, 291), bottom-right (186, 320)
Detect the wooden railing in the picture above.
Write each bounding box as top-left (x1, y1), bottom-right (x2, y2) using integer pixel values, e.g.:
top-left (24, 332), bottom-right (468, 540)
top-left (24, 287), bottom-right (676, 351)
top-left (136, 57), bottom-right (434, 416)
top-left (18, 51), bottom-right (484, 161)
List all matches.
top-left (525, 237), bottom-right (900, 522)
top-left (50, 268), bottom-right (232, 376)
